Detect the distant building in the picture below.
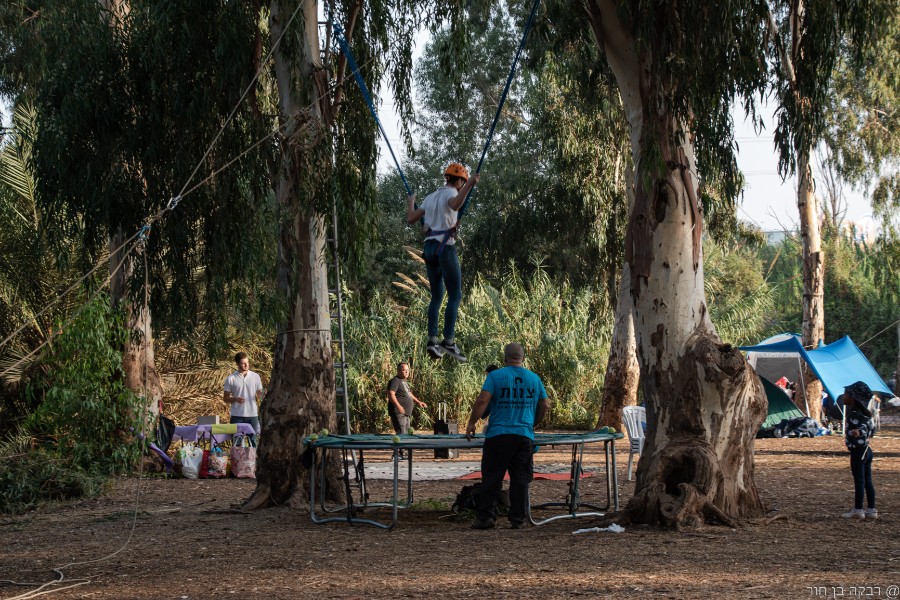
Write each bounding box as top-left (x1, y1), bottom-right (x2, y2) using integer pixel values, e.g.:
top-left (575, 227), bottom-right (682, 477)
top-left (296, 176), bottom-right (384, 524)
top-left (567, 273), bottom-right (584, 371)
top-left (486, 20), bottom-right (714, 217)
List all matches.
top-left (763, 230), bottom-right (796, 245)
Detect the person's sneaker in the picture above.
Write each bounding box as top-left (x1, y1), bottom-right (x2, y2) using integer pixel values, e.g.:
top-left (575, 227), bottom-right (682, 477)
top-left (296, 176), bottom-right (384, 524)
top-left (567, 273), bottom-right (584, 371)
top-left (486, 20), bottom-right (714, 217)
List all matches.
top-left (441, 340), bottom-right (467, 363)
top-left (426, 342), bottom-right (446, 360)
top-left (510, 521), bottom-right (526, 530)
top-left (865, 508), bottom-right (878, 520)
top-left (471, 517), bottom-right (495, 530)
top-left (841, 508), bottom-right (865, 520)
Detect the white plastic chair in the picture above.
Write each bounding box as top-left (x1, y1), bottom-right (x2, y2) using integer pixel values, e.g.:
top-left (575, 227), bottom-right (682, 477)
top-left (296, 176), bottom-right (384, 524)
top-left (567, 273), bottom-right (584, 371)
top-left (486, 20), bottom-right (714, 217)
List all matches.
top-left (622, 406), bottom-right (646, 481)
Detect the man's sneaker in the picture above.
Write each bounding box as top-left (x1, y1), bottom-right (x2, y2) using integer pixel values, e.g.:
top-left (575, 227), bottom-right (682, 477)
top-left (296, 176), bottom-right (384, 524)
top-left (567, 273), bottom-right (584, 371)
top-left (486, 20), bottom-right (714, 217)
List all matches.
top-left (510, 521), bottom-right (526, 530)
top-left (841, 508), bottom-right (865, 520)
top-left (865, 508), bottom-right (879, 520)
top-left (427, 342), bottom-right (446, 360)
top-left (471, 517), bottom-right (495, 530)
top-left (441, 341), bottom-right (467, 363)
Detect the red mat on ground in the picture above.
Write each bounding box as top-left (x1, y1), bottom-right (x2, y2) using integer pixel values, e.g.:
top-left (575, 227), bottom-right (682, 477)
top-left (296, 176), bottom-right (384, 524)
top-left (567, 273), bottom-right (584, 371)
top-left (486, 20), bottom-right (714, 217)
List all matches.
top-left (457, 471), bottom-right (593, 481)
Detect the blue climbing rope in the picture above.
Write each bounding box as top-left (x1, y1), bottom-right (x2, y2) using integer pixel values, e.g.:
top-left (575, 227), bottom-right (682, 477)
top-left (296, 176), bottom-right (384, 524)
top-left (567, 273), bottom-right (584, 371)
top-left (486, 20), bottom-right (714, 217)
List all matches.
top-left (458, 0), bottom-right (541, 219)
top-left (332, 23), bottom-right (412, 196)
top-left (333, 0), bottom-right (541, 247)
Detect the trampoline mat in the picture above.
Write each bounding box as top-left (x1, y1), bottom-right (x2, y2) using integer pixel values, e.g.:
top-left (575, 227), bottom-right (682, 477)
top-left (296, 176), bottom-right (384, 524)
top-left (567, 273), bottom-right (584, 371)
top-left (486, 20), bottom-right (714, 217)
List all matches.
top-left (307, 431), bottom-right (622, 451)
top-left (359, 461), bottom-right (596, 481)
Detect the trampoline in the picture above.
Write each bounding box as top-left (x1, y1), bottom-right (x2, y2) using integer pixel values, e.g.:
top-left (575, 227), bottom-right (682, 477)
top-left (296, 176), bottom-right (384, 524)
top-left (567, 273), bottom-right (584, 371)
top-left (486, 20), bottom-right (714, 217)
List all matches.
top-left (305, 431), bottom-right (623, 529)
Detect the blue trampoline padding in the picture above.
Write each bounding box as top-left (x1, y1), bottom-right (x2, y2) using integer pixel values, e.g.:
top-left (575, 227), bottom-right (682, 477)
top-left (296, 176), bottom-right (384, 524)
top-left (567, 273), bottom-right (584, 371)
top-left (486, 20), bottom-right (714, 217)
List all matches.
top-left (305, 431), bottom-right (623, 450)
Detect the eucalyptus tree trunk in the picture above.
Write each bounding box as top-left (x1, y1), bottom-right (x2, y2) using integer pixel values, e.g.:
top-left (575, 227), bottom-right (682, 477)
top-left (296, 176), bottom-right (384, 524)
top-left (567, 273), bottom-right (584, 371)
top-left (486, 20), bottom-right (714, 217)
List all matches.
top-left (102, 0), bottom-right (162, 425)
top-left (596, 260), bottom-right (639, 433)
top-left (597, 162), bottom-right (640, 432)
top-left (586, 0), bottom-right (766, 528)
top-left (597, 263), bottom-right (641, 431)
top-left (797, 150), bottom-right (825, 421)
top-left (793, 0), bottom-right (825, 422)
top-left (109, 229), bottom-right (163, 424)
top-left (244, 0), bottom-right (341, 509)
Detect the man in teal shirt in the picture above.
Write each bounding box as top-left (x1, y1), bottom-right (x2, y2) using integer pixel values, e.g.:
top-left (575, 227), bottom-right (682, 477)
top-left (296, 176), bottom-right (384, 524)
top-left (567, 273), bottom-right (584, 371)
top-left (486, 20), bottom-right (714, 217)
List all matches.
top-left (465, 343), bottom-right (550, 529)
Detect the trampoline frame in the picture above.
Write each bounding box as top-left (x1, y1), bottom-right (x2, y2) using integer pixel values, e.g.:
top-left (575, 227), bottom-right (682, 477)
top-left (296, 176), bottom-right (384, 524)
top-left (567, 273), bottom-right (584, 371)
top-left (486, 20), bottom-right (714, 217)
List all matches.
top-left (307, 432), bottom-right (621, 529)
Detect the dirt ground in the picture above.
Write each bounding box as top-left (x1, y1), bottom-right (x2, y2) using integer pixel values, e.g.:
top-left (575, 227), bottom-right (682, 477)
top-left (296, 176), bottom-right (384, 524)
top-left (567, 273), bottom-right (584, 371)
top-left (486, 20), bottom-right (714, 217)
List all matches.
top-left (2, 424), bottom-right (899, 600)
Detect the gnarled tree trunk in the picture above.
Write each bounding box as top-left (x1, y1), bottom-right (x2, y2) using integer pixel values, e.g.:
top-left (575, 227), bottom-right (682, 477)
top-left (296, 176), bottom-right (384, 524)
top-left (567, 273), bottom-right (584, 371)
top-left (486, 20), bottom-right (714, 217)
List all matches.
top-left (244, 0), bottom-right (342, 510)
top-left (586, 0), bottom-right (767, 528)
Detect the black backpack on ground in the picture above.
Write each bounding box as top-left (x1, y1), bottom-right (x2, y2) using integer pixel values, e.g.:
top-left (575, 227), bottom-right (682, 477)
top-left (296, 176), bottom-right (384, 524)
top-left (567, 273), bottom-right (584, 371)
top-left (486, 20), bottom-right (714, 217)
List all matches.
top-left (451, 483), bottom-right (510, 515)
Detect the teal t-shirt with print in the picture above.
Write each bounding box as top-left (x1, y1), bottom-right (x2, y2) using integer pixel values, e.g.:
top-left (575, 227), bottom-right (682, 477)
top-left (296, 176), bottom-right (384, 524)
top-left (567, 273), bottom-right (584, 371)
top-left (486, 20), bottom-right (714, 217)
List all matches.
top-left (482, 366), bottom-right (547, 439)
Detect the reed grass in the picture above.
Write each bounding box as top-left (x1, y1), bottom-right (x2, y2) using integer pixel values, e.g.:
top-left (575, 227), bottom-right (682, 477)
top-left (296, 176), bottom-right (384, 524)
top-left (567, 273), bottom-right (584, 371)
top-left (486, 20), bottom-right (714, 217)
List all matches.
top-left (343, 257), bottom-right (614, 433)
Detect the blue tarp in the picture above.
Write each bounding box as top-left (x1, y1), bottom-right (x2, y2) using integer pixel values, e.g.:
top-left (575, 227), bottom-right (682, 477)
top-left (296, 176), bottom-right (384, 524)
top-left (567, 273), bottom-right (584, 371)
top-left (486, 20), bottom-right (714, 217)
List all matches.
top-left (740, 335), bottom-right (893, 401)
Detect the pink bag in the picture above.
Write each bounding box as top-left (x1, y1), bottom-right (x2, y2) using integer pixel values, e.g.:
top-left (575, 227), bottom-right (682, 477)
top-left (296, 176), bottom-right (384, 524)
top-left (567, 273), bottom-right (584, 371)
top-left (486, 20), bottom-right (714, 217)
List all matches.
top-left (230, 435), bottom-right (257, 478)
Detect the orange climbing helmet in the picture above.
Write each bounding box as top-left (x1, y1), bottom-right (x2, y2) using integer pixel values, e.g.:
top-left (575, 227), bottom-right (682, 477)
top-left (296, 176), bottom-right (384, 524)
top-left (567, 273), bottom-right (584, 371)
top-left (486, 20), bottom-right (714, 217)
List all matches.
top-left (444, 162), bottom-right (469, 181)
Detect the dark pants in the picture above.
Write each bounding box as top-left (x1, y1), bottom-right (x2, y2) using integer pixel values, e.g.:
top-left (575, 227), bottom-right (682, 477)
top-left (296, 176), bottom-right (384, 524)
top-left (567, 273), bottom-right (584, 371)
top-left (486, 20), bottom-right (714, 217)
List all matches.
top-left (477, 434), bottom-right (533, 524)
top-left (423, 240), bottom-right (462, 342)
top-left (389, 412), bottom-right (410, 435)
top-left (849, 446), bottom-right (875, 510)
top-left (230, 416), bottom-right (260, 445)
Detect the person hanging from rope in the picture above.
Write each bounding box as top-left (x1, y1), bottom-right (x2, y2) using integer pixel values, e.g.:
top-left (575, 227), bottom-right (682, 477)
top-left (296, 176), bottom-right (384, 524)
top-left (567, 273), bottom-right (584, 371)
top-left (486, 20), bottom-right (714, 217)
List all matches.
top-left (406, 163), bottom-right (480, 362)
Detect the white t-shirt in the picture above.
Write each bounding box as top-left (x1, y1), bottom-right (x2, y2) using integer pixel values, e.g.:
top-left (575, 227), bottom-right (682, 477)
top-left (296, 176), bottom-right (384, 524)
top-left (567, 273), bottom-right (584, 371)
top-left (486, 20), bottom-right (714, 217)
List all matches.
top-left (223, 370), bottom-right (263, 418)
top-left (422, 185), bottom-right (459, 246)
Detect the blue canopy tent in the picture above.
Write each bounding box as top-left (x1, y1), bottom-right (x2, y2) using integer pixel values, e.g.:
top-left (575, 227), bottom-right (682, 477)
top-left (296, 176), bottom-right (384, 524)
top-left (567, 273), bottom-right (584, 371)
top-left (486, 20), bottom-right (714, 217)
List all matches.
top-left (740, 334), bottom-right (893, 418)
top-left (804, 336), bottom-right (894, 400)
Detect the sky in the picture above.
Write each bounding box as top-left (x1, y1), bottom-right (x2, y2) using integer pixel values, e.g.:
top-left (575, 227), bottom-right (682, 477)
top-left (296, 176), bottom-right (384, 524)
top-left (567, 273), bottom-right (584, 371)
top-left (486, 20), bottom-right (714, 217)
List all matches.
top-left (729, 109), bottom-right (875, 234)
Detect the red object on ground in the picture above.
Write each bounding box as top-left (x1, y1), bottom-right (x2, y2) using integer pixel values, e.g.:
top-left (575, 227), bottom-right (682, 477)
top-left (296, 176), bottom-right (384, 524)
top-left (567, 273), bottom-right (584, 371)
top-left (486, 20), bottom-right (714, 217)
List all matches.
top-left (457, 471), bottom-right (593, 481)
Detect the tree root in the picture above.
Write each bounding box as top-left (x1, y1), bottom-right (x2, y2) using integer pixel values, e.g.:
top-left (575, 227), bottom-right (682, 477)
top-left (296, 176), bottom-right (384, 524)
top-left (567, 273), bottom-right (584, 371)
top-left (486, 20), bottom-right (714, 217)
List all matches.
top-left (586, 511), bottom-right (626, 528)
top-left (628, 481), bottom-right (740, 530)
top-left (746, 514), bottom-right (788, 526)
top-left (241, 484), bottom-right (276, 511)
top-left (702, 500), bottom-right (738, 528)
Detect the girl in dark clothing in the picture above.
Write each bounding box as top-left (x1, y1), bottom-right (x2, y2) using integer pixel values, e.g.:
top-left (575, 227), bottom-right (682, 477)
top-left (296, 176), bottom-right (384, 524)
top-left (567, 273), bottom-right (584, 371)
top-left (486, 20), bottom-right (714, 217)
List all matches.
top-left (841, 381), bottom-right (877, 520)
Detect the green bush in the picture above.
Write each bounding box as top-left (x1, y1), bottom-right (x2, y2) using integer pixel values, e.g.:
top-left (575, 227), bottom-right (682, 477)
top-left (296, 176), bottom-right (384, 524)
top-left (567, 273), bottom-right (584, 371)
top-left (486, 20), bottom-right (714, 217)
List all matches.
top-left (0, 293), bottom-right (143, 514)
top-left (25, 293), bottom-right (143, 475)
top-left (0, 447), bottom-right (106, 514)
top-left (343, 260), bottom-right (613, 432)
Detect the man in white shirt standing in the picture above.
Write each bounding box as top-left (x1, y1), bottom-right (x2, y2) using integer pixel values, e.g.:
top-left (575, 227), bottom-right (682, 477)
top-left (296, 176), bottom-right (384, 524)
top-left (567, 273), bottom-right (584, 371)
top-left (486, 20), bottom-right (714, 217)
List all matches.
top-left (406, 163), bottom-right (480, 362)
top-left (223, 352), bottom-right (264, 441)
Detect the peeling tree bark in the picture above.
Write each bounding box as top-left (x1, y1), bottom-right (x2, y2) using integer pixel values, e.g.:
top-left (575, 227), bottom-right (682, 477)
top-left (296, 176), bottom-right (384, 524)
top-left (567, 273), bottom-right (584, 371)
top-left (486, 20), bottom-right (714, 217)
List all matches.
top-left (798, 146), bottom-right (826, 423)
top-left (597, 262), bottom-right (639, 432)
top-left (783, 0), bottom-right (826, 422)
top-left (598, 162), bottom-right (640, 432)
top-left (110, 229), bottom-right (163, 427)
top-left (586, 0), bottom-right (767, 528)
top-left (243, 0), bottom-right (342, 510)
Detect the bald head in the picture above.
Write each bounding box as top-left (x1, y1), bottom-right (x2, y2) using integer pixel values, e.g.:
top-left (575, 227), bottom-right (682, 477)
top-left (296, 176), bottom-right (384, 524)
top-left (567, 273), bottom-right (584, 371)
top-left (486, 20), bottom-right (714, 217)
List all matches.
top-left (504, 343), bottom-right (525, 366)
